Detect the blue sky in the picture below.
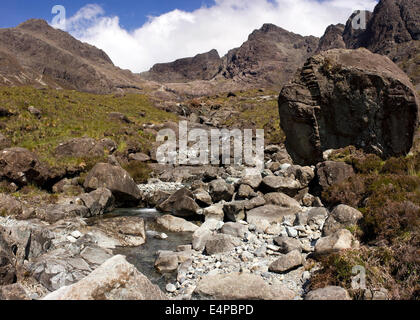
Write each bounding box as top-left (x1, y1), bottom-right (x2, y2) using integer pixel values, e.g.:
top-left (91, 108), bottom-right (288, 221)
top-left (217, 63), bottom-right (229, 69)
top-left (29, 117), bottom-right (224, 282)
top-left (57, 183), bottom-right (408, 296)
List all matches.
top-left (0, 0), bottom-right (215, 29)
top-left (0, 0), bottom-right (378, 72)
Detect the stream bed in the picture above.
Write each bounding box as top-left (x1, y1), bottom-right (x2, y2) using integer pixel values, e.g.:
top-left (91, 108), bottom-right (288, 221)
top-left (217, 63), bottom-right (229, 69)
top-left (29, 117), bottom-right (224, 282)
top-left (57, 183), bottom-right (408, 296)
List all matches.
top-left (91, 208), bottom-right (194, 291)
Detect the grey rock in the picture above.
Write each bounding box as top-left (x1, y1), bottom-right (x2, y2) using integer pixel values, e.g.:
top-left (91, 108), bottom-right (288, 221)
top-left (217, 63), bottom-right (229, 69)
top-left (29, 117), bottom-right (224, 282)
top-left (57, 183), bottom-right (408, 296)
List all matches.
top-left (323, 205), bottom-right (363, 236)
top-left (43, 255), bottom-right (167, 300)
top-left (273, 236), bottom-right (302, 253)
top-left (209, 179), bottom-right (235, 203)
top-left (194, 272), bottom-right (295, 300)
top-left (221, 222), bottom-right (248, 238)
top-left (205, 234), bottom-right (241, 255)
top-left (269, 250), bottom-right (304, 273)
top-left (305, 286), bottom-right (351, 300)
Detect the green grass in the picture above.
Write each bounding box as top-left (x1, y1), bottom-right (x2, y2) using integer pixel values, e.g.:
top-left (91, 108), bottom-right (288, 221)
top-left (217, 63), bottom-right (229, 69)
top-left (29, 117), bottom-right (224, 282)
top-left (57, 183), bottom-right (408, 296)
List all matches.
top-left (0, 86), bottom-right (177, 170)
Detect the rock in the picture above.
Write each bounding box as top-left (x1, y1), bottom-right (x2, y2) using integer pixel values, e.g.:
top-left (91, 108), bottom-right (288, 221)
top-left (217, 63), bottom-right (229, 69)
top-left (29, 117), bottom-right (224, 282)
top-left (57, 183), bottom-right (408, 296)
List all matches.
top-left (209, 179), bottom-right (235, 203)
top-left (0, 148), bottom-right (49, 187)
top-left (274, 236), bottom-right (302, 253)
top-left (223, 201), bottom-right (247, 222)
top-left (108, 112), bottom-right (131, 123)
top-left (94, 216), bottom-right (146, 247)
top-left (78, 188), bottom-right (115, 217)
top-left (129, 153), bottom-right (150, 162)
top-left (0, 193), bottom-right (23, 217)
top-left (0, 232), bottom-right (16, 286)
top-left (323, 204), bottom-right (363, 236)
top-left (30, 251), bottom-right (92, 291)
top-left (316, 161), bottom-right (355, 191)
top-left (192, 228), bottom-right (212, 252)
top-left (237, 184), bottom-right (256, 199)
top-left (203, 203), bottom-right (224, 221)
top-left (247, 205), bottom-right (297, 232)
top-left (279, 48), bottom-right (419, 165)
top-left (261, 176), bottom-right (302, 196)
top-left (194, 272), bottom-right (295, 300)
top-left (269, 250), bottom-right (304, 273)
top-left (284, 165), bottom-right (315, 188)
top-left (156, 215), bottom-right (199, 233)
top-left (157, 188), bottom-right (200, 217)
top-left (166, 283), bottom-right (177, 293)
top-left (244, 196), bottom-right (266, 210)
top-left (193, 189), bottom-right (213, 207)
top-left (205, 234), bottom-right (241, 255)
top-left (83, 163), bottom-right (141, 205)
top-left (221, 222), bottom-right (248, 238)
top-left (28, 106), bottom-right (41, 118)
top-left (37, 203), bottom-right (89, 223)
top-left (54, 137), bottom-right (116, 159)
top-left (155, 251), bottom-right (179, 273)
top-left (0, 220), bottom-right (53, 264)
top-left (286, 226), bottom-right (298, 237)
top-left (315, 229), bottom-right (359, 256)
top-left (43, 255), bottom-right (167, 300)
top-left (0, 133), bottom-right (11, 150)
top-left (80, 247), bottom-right (113, 266)
top-left (307, 207), bottom-right (329, 225)
top-left (305, 286), bottom-right (351, 300)
top-left (239, 174), bottom-right (262, 189)
top-left (263, 192), bottom-right (301, 214)
top-left (0, 283), bottom-right (30, 300)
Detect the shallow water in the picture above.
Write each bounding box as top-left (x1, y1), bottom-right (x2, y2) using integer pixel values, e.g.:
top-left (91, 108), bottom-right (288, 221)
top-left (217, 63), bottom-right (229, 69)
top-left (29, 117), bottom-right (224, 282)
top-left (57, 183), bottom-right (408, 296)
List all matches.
top-left (95, 208), bottom-right (194, 290)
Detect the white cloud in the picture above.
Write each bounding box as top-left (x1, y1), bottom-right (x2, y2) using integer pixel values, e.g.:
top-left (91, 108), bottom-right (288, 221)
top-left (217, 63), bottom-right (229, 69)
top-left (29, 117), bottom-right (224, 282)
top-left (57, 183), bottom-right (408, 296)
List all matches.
top-left (52, 0), bottom-right (378, 73)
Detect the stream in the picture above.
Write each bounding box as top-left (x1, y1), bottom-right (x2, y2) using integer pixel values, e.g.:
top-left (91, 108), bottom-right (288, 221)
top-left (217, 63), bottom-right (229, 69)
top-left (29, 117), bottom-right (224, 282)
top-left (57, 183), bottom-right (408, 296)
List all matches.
top-left (91, 208), bottom-right (195, 291)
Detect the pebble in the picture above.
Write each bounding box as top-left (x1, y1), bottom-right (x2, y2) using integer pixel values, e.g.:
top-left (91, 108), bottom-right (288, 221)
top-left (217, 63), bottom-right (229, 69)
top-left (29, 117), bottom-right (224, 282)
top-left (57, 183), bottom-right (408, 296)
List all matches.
top-left (66, 236), bottom-right (77, 243)
top-left (166, 283), bottom-right (177, 293)
top-left (71, 231), bottom-right (82, 239)
top-left (286, 226), bottom-right (298, 238)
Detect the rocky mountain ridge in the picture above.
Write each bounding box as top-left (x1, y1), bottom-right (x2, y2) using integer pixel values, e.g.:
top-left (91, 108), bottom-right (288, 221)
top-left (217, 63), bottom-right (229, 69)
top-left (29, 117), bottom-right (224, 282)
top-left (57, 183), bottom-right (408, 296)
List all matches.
top-left (0, 19), bottom-right (158, 94)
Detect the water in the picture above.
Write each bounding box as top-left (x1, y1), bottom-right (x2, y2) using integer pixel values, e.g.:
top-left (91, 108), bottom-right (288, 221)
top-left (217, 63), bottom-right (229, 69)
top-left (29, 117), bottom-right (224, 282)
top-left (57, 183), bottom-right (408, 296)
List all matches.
top-left (91, 208), bottom-right (194, 290)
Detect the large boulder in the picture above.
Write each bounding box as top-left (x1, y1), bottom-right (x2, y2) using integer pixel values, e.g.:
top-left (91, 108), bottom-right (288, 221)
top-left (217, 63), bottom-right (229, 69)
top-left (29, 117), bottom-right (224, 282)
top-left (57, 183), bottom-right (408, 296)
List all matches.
top-left (156, 188), bottom-right (200, 218)
top-left (279, 48), bottom-right (419, 165)
top-left (83, 163), bottom-right (141, 205)
top-left (43, 255), bottom-right (167, 300)
top-left (0, 148), bottom-right (49, 187)
top-left (194, 272), bottom-right (295, 300)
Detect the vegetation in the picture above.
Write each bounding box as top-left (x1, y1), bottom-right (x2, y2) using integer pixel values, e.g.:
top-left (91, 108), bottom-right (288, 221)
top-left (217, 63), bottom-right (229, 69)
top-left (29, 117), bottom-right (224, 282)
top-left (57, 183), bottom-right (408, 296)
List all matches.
top-left (0, 86), bottom-right (177, 171)
top-left (311, 143), bottom-right (420, 299)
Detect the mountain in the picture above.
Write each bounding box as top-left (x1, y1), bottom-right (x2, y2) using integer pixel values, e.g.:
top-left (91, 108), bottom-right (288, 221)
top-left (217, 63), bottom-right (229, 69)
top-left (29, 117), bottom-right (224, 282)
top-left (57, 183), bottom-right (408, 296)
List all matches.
top-left (142, 49), bottom-right (223, 83)
top-left (143, 24), bottom-right (319, 90)
top-left (0, 19), bottom-right (153, 94)
top-left (317, 0), bottom-right (420, 88)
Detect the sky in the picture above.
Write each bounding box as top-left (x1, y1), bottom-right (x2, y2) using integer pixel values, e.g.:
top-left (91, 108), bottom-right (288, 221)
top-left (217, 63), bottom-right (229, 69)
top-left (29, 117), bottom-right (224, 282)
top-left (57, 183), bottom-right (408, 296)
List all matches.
top-left (0, 0), bottom-right (379, 72)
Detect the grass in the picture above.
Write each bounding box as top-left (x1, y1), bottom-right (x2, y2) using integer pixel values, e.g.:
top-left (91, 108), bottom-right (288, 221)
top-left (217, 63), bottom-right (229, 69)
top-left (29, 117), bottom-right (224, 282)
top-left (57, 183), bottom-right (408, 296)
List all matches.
top-left (0, 86), bottom-right (177, 171)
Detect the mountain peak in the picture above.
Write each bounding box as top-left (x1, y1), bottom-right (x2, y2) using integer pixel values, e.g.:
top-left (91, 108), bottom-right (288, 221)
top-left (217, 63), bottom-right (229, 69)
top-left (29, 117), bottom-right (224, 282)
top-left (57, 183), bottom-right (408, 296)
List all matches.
top-left (17, 19), bottom-right (50, 31)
